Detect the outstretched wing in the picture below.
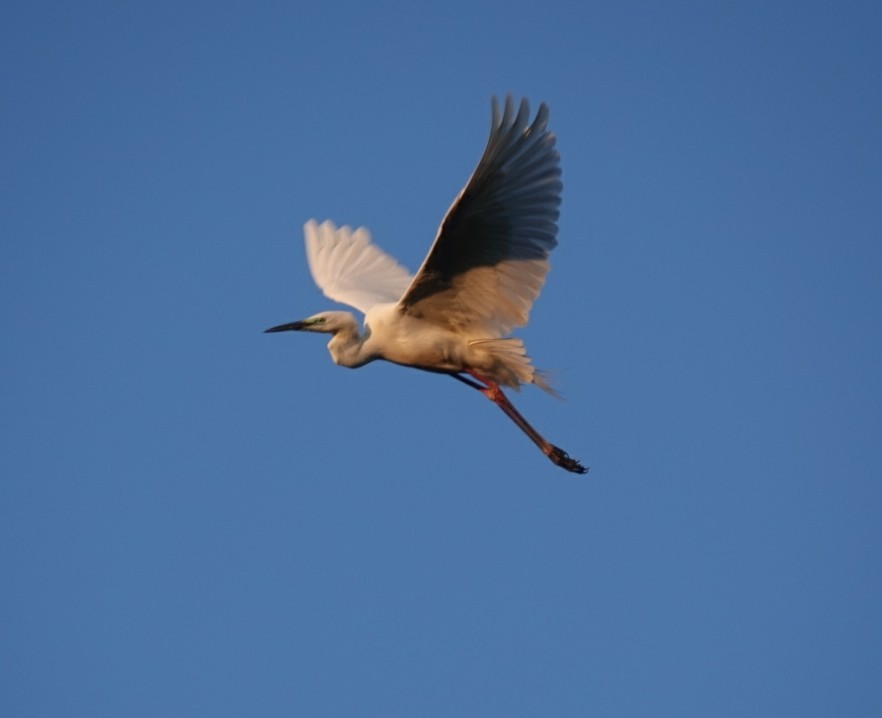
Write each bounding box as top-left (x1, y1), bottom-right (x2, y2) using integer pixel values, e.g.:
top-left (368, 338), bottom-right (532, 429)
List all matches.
top-left (397, 96), bottom-right (562, 336)
top-left (303, 219), bottom-right (414, 314)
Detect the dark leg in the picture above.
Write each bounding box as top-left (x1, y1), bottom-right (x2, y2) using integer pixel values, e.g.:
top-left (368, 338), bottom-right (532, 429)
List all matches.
top-left (453, 372), bottom-right (588, 475)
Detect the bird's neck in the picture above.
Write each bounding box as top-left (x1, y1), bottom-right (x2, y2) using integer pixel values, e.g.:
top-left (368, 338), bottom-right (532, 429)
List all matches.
top-left (327, 324), bottom-right (373, 368)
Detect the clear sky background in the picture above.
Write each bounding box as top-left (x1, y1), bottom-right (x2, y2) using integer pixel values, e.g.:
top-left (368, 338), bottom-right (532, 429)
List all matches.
top-left (2, 2), bottom-right (880, 716)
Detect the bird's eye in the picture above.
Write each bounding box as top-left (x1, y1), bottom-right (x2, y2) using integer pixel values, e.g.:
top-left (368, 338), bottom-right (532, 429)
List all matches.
top-left (310, 317), bottom-right (325, 325)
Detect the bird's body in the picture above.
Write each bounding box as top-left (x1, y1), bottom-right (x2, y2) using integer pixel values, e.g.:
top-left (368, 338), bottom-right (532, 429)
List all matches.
top-left (333, 304), bottom-right (462, 371)
top-left (267, 96), bottom-right (586, 473)
top-left (315, 304), bottom-right (541, 391)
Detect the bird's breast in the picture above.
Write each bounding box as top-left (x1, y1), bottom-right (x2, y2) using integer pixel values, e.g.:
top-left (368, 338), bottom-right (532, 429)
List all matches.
top-left (363, 306), bottom-right (465, 372)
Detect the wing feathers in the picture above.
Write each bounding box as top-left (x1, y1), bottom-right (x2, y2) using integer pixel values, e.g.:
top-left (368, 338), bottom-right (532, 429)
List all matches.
top-left (396, 95), bottom-right (562, 336)
top-left (303, 219), bottom-right (413, 314)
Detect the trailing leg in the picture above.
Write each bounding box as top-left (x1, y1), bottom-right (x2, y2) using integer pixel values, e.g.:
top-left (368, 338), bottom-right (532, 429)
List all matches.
top-left (454, 372), bottom-right (588, 474)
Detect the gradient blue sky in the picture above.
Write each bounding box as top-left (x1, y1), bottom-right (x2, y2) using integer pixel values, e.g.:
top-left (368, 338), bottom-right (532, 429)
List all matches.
top-left (2, 2), bottom-right (881, 716)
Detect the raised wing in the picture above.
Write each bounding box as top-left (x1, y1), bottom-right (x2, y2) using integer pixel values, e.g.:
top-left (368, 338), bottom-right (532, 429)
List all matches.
top-left (397, 96), bottom-right (562, 336)
top-left (303, 219), bottom-right (413, 314)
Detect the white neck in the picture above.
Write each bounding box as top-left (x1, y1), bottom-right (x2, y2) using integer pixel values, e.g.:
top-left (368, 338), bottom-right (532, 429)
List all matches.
top-left (327, 322), bottom-right (373, 368)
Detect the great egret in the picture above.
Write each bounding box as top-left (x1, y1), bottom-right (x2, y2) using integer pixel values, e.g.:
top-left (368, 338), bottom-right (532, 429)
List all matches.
top-left (266, 96), bottom-right (587, 474)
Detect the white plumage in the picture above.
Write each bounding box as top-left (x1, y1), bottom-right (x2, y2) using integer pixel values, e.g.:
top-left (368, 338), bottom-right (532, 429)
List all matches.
top-left (304, 221), bottom-right (412, 314)
top-left (267, 96), bottom-right (586, 474)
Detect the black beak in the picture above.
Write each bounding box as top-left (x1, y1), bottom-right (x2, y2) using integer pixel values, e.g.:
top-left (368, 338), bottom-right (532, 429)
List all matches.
top-left (264, 321), bottom-right (307, 333)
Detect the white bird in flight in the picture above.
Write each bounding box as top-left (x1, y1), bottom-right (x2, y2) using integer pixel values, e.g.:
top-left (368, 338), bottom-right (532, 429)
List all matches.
top-left (266, 96), bottom-right (587, 474)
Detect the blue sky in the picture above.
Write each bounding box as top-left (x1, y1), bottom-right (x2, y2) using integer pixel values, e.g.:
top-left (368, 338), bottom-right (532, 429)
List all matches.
top-left (2, 1), bottom-right (880, 715)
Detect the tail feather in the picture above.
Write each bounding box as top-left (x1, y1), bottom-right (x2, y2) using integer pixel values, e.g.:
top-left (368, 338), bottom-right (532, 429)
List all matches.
top-left (468, 337), bottom-right (559, 396)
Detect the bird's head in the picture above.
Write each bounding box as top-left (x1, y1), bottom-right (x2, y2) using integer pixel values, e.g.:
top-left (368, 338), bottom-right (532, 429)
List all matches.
top-left (264, 310), bottom-right (357, 335)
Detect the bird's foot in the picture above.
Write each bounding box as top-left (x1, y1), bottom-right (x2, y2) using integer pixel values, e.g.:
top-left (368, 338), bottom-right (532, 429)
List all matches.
top-left (545, 445), bottom-right (589, 475)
